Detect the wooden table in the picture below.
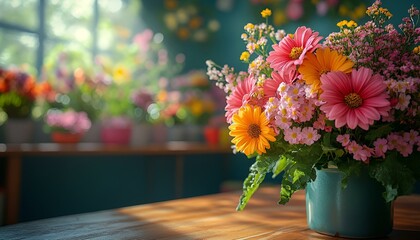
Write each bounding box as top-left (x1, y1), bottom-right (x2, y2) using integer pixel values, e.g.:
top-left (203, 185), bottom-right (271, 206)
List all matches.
top-left (0, 187), bottom-right (419, 239)
top-left (0, 142), bottom-right (233, 225)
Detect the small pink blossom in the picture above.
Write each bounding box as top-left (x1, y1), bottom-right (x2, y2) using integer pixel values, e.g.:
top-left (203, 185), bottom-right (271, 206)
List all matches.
top-left (347, 141), bottom-right (372, 163)
top-left (337, 134), bottom-right (351, 147)
top-left (284, 127), bottom-right (302, 144)
top-left (404, 130), bottom-right (419, 145)
top-left (396, 141), bottom-right (413, 157)
top-left (387, 133), bottom-right (403, 150)
top-left (275, 115), bottom-right (292, 130)
top-left (373, 138), bottom-right (388, 158)
top-left (394, 93), bottom-right (411, 110)
top-left (300, 127), bottom-right (321, 145)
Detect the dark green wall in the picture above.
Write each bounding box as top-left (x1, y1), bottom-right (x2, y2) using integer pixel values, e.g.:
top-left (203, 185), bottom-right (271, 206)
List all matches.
top-left (18, 153), bottom-right (236, 222)
top-left (139, 0), bottom-right (416, 73)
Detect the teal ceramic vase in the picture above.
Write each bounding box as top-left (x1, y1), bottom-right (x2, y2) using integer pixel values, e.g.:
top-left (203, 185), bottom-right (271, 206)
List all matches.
top-left (306, 168), bottom-right (393, 238)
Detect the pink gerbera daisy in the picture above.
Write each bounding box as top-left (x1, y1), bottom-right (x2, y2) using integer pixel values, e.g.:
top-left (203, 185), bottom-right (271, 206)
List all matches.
top-left (263, 71), bottom-right (294, 99)
top-left (267, 26), bottom-right (322, 77)
top-left (320, 68), bottom-right (391, 130)
top-left (225, 77), bottom-right (256, 123)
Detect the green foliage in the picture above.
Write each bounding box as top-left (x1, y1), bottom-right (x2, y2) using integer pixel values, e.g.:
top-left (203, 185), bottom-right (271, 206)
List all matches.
top-left (236, 154), bottom-right (277, 211)
top-left (369, 151), bottom-right (418, 202)
top-left (0, 92), bottom-right (33, 118)
top-left (365, 124), bottom-right (393, 142)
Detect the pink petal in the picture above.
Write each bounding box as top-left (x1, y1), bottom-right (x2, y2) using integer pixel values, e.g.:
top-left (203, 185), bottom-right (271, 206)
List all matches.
top-left (328, 103), bottom-right (349, 119)
top-left (346, 110), bottom-right (358, 129)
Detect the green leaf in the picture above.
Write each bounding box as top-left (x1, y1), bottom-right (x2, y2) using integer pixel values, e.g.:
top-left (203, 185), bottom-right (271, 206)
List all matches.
top-left (365, 125), bottom-right (392, 142)
top-left (278, 143), bottom-right (322, 204)
top-left (279, 163), bottom-right (315, 204)
top-left (236, 155), bottom-right (277, 211)
top-left (369, 151), bottom-right (416, 202)
top-left (292, 169), bottom-right (305, 183)
top-left (272, 155), bottom-right (287, 178)
top-left (384, 185), bottom-right (398, 202)
top-left (322, 132), bottom-right (332, 147)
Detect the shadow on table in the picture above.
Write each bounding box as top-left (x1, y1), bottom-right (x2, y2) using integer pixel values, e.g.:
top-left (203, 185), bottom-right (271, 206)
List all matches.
top-left (0, 210), bottom-right (195, 240)
top-left (388, 230), bottom-right (420, 239)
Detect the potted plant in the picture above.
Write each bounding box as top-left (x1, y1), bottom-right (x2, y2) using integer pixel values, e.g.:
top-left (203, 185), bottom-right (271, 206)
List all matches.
top-left (0, 66), bottom-right (44, 143)
top-left (35, 47), bottom-right (103, 142)
top-left (206, 1), bottom-right (420, 238)
top-left (44, 109), bottom-right (91, 143)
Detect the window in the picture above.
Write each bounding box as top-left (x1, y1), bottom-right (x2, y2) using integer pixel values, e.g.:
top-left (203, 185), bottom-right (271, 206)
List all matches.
top-left (0, 0), bottom-right (141, 76)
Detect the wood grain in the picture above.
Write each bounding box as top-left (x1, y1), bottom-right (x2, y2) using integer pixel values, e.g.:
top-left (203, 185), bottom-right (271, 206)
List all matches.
top-left (0, 187), bottom-right (419, 239)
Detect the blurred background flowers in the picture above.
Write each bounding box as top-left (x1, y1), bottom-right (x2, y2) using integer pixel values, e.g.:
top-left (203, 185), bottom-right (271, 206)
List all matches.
top-left (0, 0), bottom-right (413, 145)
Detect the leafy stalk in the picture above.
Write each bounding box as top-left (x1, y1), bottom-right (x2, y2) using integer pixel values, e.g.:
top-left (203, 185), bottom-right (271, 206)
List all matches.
top-left (236, 154), bottom-right (278, 211)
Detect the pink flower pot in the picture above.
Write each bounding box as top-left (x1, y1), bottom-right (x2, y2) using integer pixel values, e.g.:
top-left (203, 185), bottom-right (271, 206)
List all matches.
top-left (100, 117), bottom-right (132, 145)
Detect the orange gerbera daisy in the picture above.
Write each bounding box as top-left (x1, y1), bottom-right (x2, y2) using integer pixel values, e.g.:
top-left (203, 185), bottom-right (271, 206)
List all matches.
top-left (298, 47), bottom-right (354, 93)
top-left (229, 105), bottom-right (276, 156)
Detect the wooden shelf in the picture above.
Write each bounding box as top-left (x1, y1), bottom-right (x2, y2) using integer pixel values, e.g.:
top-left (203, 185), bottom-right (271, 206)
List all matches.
top-left (0, 142), bottom-right (233, 225)
top-left (0, 142), bottom-right (233, 156)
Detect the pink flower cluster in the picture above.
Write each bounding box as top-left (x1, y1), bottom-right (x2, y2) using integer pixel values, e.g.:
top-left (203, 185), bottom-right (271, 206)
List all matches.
top-left (263, 80), bottom-right (322, 145)
top-left (338, 130), bottom-right (420, 163)
top-left (325, 1), bottom-right (420, 82)
top-left (45, 110), bottom-right (91, 134)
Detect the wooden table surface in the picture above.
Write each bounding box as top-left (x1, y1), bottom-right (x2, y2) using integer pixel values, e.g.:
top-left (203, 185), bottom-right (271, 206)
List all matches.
top-left (0, 187), bottom-right (419, 239)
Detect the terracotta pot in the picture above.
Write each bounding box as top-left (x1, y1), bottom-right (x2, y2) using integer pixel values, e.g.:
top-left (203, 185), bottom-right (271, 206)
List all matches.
top-left (51, 132), bottom-right (83, 144)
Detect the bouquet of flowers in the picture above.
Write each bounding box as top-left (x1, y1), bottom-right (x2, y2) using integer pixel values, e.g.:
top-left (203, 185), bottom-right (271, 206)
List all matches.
top-left (44, 109), bottom-right (91, 134)
top-left (206, 1), bottom-right (420, 210)
top-left (0, 67), bottom-right (41, 119)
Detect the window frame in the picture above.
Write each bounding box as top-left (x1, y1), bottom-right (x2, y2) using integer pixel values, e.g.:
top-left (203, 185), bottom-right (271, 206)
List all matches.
top-left (0, 0), bottom-right (99, 77)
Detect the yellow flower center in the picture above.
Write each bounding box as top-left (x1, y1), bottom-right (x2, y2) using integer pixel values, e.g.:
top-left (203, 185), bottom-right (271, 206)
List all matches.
top-left (290, 47), bottom-right (303, 60)
top-left (247, 123), bottom-right (262, 138)
top-left (344, 93), bottom-right (363, 108)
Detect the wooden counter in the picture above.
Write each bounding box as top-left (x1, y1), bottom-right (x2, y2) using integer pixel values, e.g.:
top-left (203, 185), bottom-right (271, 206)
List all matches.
top-left (0, 142), bottom-right (233, 225)
top-left (0, 187), bottom-right (419, 239)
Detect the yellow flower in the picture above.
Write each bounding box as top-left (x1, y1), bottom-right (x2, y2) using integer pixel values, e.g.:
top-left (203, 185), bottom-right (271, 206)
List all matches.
top-left (346, 20), bottom-right (358, 28)
top-left (229, 105), bottom-right (276, 156)
top-left (240, 51), bottom-right (250, 61)
top-left (261, 8), bottom-right (272, 18)
top-left (298, 47), bottom-right (354, 93)
top-left (337, 20), bottom-right (348, 28)
top-left (113, 65), bottom-right (131, 85)
top-left (414, 46), bottom-right (420, 54)
top-left (244, 23), bottom-right (254, 31)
